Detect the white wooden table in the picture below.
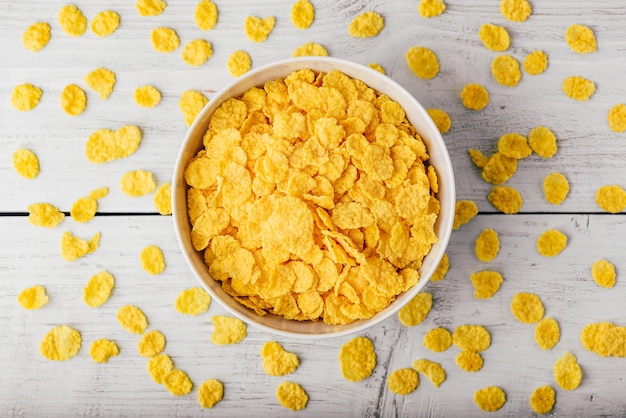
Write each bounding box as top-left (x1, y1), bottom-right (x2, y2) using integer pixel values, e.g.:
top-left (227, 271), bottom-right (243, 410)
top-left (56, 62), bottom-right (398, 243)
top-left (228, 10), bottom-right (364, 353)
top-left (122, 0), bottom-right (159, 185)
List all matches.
top-left (2, 0), bottom-right (626, 416)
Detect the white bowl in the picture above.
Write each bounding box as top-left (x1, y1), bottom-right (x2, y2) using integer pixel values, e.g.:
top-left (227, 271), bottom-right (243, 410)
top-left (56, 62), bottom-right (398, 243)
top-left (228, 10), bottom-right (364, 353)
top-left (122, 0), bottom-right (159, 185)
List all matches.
top-left (172, 57), bottom-right (455, 339)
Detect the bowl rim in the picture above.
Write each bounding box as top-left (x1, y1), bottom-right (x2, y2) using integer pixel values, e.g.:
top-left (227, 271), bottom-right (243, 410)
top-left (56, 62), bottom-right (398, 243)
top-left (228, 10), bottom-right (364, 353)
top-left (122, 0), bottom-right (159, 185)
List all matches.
top-left (172, 56), bottom-right (456, 339)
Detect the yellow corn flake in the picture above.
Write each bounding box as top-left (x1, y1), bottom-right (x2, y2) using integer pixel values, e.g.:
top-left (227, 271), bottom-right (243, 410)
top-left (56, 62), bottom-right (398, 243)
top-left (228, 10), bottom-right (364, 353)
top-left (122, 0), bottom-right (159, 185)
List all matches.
top-left (562, 76), bottom-right (595, 101)
top-left (452, 325), bottom-right (491, 352)
top-left (152, 182), bottom-right (172, 215)
top-left (211, 315), bottom-right (247, 345)
top-left (227, 50), bottom-right (252, 77)
top-left (84, 68), bottom-right (116, 100)
top-left (412, 359), bottom-right (446, 388)
top-left (498, 133), bottom-right (531, 159)
top-left (529, 126), bottom-right (557, 158)
top-left (261, 342), bottom-right (300, 376)
top-left (608, 103), bottom-right (626, 132)
top-left (534, 317), bottom-right (560, 350)
top-left (423, 327), bottom-right (452, 352)
top-left (60, 84), bottom-right (87, 116)
top-left (339, 336), bottom-right (376, 382)
top-left (470, 270), bottom-right (503, 299)
top-left (491, 54), bottom-right (522, 87)
top-left (86, 125), bottom-right (142, 164)
top-left (430, 253), bottom-right (449, 282)
top-left (541, 172), bottom-right (569, 205)
top-left (427, 108), bottom-right (451, 134)
top-left (11, 83), bottom-right (42, 112)
top-left (138, 330), bottom-right (166, 358)
top-left (22, 22), bottom-right (51, 52)
top-left (530, 385), bottom-right (556, 415)
top-left (117, 305), bottom-right (149, 334)
top-left (198, 379), bottom-right (224, 408)
top-left (140, 245), bottom-right (166, 275)
top-left (83, 270), bottom-right (115, 308)
top-left (292, 42), bottom-right (328, 57)
top-left (398, 292), bottom-right (432, 327)
top-left (553, 352), bottom-right (582, 391)
top-left (137, 0), bottom-right (167, 16)
top-left (468, 149), bottom-right (490, 168)
top-left (175, 287), bottom-right (211, 315)
top-left (276, 381), bottom-right (308, 411)
top-left (482, 152), bottom-right (517, 185)
top-left (61, 231), bottom-right (99, 261)
top-left (565, 24), bottom-right (597, 54)
top-left (453, 200), bottom-right (478, 230)
top-left (90, 339), bottom-right (120, 363)
top-left (479, 24), bottom-right (510, 52)
top-left (88, 187), bottom-right (109, 200)
top-left (148, 353), bottom-right (174, 384)
top-left (455, 351), bottom-right (483, 372)
top-left (596, 185), bottom-right (626, 213)
top-left (460, 83), bottom-right (489, 111)
top-left (28, 203), bottom-right (64, 227)
top-left (537, 229), bottom-right (567, 257)
top-left (182, 39), bottom-right (213, 66)
top-left (17, 285), bottom-right (49, 310)
top-left (418, 0), bottom-right (446, 18)
top-left (349, 11), bottom-right (384, 38)
top-left (474, 386), bottom-right (507, 412)
top-left (40, 325), bottom-right (82, 361)
top-left (488, 186), bottom-right (523, 214)
top-left (500, 0), bottom-right (531, 22)
top-left (70, 196), bottom-right (98, 223)
top-left (524, 50), bottom-right (548, 75)
top-left (195, 0), bottom-right (218, 31)
top-left (475, 229), bottom-right (500, 263)
top-left (511, 292), bottom-right (544, 324)
top-left (368, 63), bottom-right (385, 74)
top-left (179, 90), bottom-right (208, 126)
top-left (134, 85), bottom-right (161, 108)
top-left (87, 232), bottom-right (101, 254)
top-left (591, 259), bottom-right (616, 288)
top-left (58, 5), bottom-right (87, 37)
top-left (163, 369), bottom-right (193, 396)
top-left (244, 16), bottom-right (275, 42)
top-left (151, 27), bottom-right (180, 53)
top-left (581, 322), bottom-right (626, 358)
top-left (91, 11), bottom-right (120, 37)
top-left (406, 46), bottom-right (439, 79)
top-left (120, 170), bottom-right (157, 197)
top-left (291, 0), bottom-right (315, 30)
top-left (387, 368), bottom-right (419, 395)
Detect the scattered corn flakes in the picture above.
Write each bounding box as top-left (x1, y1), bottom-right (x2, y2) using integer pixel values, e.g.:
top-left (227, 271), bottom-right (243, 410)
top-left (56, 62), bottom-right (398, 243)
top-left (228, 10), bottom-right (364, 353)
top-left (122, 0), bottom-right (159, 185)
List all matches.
top-left (491, 55), bottom-right (522, 87)
top-left (500, 0), bottom-right (531, 22)
top-left (528, 126), bottom-right (557, 158)
top-left (452, 325), bottom-right (491, 352)
top-left (195, 0), bottom-right (218, 30)
top-left (17, 285), bottom-right (49, 310)
top-left (488, 186), bottom-right (523, 214)
top-left (368, 63), bottom-right (385, 74)
top-left (339, 336), bottom-right (376, 382)
top-left (423, 327), bottom-right (452, 352)
top-left (553, 352), bottom-right (582, 390)
top-left (261, 341), bottom-right (300, 376)
top-left (471, 270), bottom-right (503, 299)
top-left (511, 292), bottom-right (544, 324)
top-left (60, 84), bottom-right (87, 116)
top-left (227, 50), bottom-right (252, 77)
top-left (388, 368), bottom-right (419, 395)
top-left (40, 325), bottom-right (81, 361)
top-left (524, 50), bottom-right (548, 75)
top-left (455, 351), bottom-right (483, 372)
top-left (175, 287), bottom-right (211, 315)
top-left (136, 0), bottom-right (166, 16)
top-left (151, 27), bottom-right (180, 53)
top-left (182, 39), bottom-right (213, 66)
top-left (453, 200), bottom-right (478, 230)
top-left (83, 270), bottom-right (115, 308)
top-left (468, 149), bottom-right (490, 168)
top-left (474, 386), bottom-right (506, 412)
top-left (140, 245), bottom-right (166, 275)
top-left (349, 11), bottom-right (384, 38)
top-left (91, 11), bottom-right (120, 37)
top-left (292, 42), bottom-right (328, 57)
top-left (198, 379), bottom-right (223, 408)
top-left (90, 339), bottom-right (120, 363)
top-left (534, 317), bottom-right (560, 350)
top-left (120, 170), bottom-right (157, 197)
top-left (412, 359), bottom-right (446, 387)
top-left (276, 381), bottom-right (308, 411)
top-left (211, 315), bottom-right (247, 345)
top-left (61, 231), bottom-right (99, 261)
top-left (406, 46), bottom-right (439, 79)
top-left (460, 83), bottom-right (489, 110)
top-left (608, 103), bottom-right (626, 132)
top-left (22, 22), bottom-right (50, 52)
top-left (542, 172), bottom-right (569, 205)
top-left (138, 330), bottom-right (166, 358)
top-left (418, 0), bottom-right (446, 18)
top-left (530, 385), bottom-right (556, 414)
top-left (86, 125), bottom-right (142, 164)
top-left (117, 305), bottom-right (148, 334)
top-left (153, 182), bottom-right (172, 215)
top-left (562, 76), bottom-right (595, 101)
top-left (84, 68), bottom-right (116, 100)
top-left (179, 90), bottom-right (208, 126)
top-left (479, 24), bottom-right (510, 52)
top-left (28, 203), bottom-right (64, 228)
top-left (596, 185), bottom-right (626, 213)
top-left (580, 322), bottom-right (626, 357)
top-left (430, 253), bottom-right (449, 282)
top-left (70, 197), bottom-right (97, 223)
top-left (244, 16), bottom-right (275, 42)
top-left (11, 83), bottom-right (42, 112)
top-left (498, 133), bottom-right (531, 159)
top-left (58, 5), bottom-right (87, 37)
top-left (148, 353), bottom-right (174, 384)
top-left (475, 229), bottom-right (500, 263)
top-left (291, 0), bottom-right (314, 29)
top-left (163, 369), bottom-right (193, 396)
top-left (565, 24), bottom-right (597, 54)
top-left (134, 85), bottom-right (161, 108)
top-left (537, 229), bottom-right (567, 257)
top-left (482, 152), bottom-right (518, 185)
top-left (427, 109), bottom-right (451, 134)
top-left (398, 292), bottom-right (432, 327)
top-left (591, 259), bottom-right (616, 288)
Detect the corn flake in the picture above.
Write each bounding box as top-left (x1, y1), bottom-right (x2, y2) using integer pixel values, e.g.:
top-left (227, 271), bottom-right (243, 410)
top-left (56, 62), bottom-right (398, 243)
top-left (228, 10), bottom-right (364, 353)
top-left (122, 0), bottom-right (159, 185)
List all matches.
top-left (293, 42), bottom-right (328, 57)
top-left (211, 315), bottom-right (247, 345)
top-left (61, 231), bottom-right (99, 261)
top-left (198, 379), bottom-right (223, 408)
top-left (138, 330), bottom-right (166, 358)
top-left (244, 16), bottom-right (275, 43)
top-left (591, 259), bottom-right (616, 288)
top-left (85, 68), bottom-right (116, 100)
top-left (11, 83), bottom-right (42, 111)
top-left (562, 76), bottom-right (595, 101)
top-left (581, 322), bottom-right (626, 357)
top-left (488, 186), bottom-right (523, 214)
top-left (152, 182), bottom-right (172, 215)
top-left (140, 245), bottom-right (166, 275)
top-left (60, 84), bottom-right (87, 116)
top-left (91, 11), bottom-right (120, 37)
top-left (349, 11), bottom-right (384, 38)
top-left (430, 253), bottom-right (449, 282)
top-left (195, 0), bottom-right (218, 31)
top-left (84, 270), bottom-right (115, 308)
top-left (530, 385), bottom-right (556, 415)
top-left (537, 229), bottom-right (567, 257)
top-left (534, 317), bottom-right (560, 350)
top-left (175, 287), bottom-right (211, 315)
top-left (491, 55), bottom-right (522, 87)
top-left (276, 381), bottom-right (308, 411)
top-left (453, 325), bottom-right (491, 352)
top-left (227, 50), bottom-right (252, 77)
top-left (423, 327), bottom-right (452, 352)
top-left (455, 351), bottom-right (483, 372)
top-left (529, 126), bottom-right (557, 158)
top-left (524, 50), bottom-right (548, 75)
top-left (608, 103), bottom-right (626, 132)
top-left (148, 353), bottom-right (174, 384)
top-left (58, 5), bottom-right (87, 37)
top-left (179, 90), bottom-right (208, 126)
top-left (596, 185), bottom-right (626, 213)
top-left (117, 305), bottom-right (148, 334)
top-left (565, 24), bottom-right (597, 54)
top-left (182, 39), bottom-right (213, 66)
top-left (291, 0), bottom-right (314, 29)
top-left (89, 187), bottom-right (109, 200)
top-left (475, 229), bottom-right (500, 263)
top-left (453, 200), bottom-right (478, 230)
top-left (134, 85), bottom-right (161, 108)
top-left (120, 170), bottom-right (157, 197)
top-left (511, 292), bottom-right (544, 324)
top-left (22, 22), bottom-right (51, 52)
top-left (398, 292), bottom-right (432, 327)
top-left (262, 342), bottom-right (300, 376)
top-left (339, 336), bottom-right (376, 382)
top-left (418, 0), bottom-right (446, 18)
top-left (553, 352), bottom-right (582, 390)
top-left (498, 133), bottom-right (531, 159)
top-left (479, 24), bottom-right (510, 52)
top-left (471, 270), bottom-right (503, 299)
top-left (368, 63), bottom-right (385, 74)
top-left (387, 368), bottom-right (419, 395)
top-left (500, 0), bottom-right (531, 22)
top-left (90, 339), bottom-right (120, 363)
top-left (468, 149), bottom-right (489, 168)
top-left (86, 125), bottom-right (142, 164)
top-left (474, 386), bottom-right (506, 412)
top-left (70, 197), bottom-right (97, 223)
top-left (427, 108), bottom-right (451, 134)
top-left (460, 83), bottom-right (489, 111)
top-left (137, 0), bottom-right (166, 17)
top-left (406, 46), bottom-right (439, 79)
top-left (18, 285), bottom-right (49, 310)
top-left (151, 27), bottom-right (180, 53)
top-left (40, 325), bottom-right (81, 361)
top-left (163, 369), bottom-right (193, 396)
top-left (28, 203), bottom-right (64, 227)
top-left (412, 359), bottom-right (446, 388)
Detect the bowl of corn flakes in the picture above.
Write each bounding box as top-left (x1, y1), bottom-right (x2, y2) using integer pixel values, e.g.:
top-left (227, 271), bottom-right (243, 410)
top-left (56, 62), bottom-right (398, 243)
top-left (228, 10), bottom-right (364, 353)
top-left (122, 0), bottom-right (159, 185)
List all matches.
top-left (172, 56), bottom-right (455, 338)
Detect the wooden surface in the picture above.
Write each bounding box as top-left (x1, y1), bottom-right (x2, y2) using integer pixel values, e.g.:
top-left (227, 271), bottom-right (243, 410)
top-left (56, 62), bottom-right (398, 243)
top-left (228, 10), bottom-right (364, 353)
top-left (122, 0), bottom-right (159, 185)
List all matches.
top-left (2, 0), bottom-right (626, 416)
